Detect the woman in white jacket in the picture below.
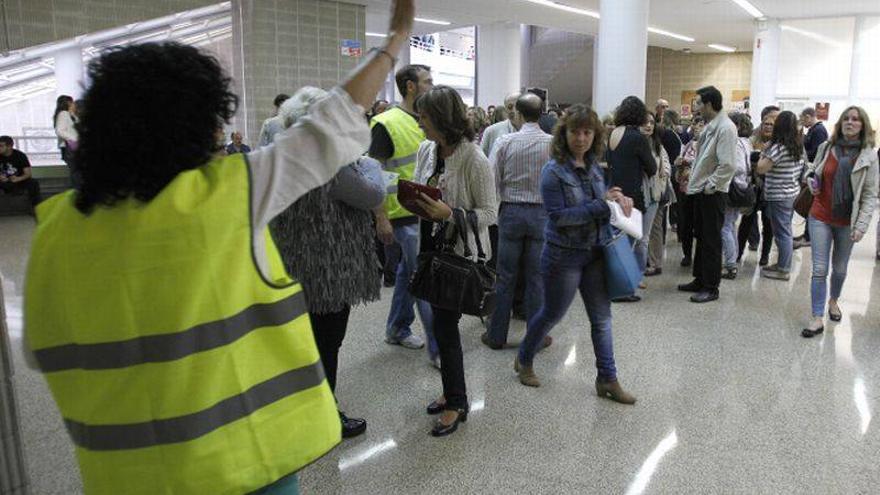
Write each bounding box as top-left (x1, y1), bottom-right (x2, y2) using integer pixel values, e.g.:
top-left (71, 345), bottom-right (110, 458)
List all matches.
top-left (722, 112), bottom-right (754, 280)
top-left (53, 95), bottom-right (79, 187)
top-left (410, 85), bottom-right (497, 437)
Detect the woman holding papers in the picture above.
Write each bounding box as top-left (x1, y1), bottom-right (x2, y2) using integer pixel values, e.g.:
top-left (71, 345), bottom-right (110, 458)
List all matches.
top-left (515, 104), bottom-right (637, 405)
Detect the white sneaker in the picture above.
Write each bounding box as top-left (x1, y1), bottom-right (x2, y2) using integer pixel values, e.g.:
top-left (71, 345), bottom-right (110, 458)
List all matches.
top-left (385, 334), bottom-right (425, 349)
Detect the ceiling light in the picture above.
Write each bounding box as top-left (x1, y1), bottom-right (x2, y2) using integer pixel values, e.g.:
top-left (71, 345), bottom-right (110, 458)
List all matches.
top-left (729, 0), bottom-right (764, 19)
top-left (648, 27), bottom-right (695, 42)
top-left (522, 0), bottom-right (600, 18)
top-left (366, 32), bottom-right (387, 38)
top-left (414, 17), bottom-right (451, 26)
top-left (708, 43), bottom-right (736, 52)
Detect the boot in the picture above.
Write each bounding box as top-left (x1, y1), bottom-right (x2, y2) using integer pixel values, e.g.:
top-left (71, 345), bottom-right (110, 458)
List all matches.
top-left (514, 357), bottom-right (540, 387)
top-left (595, 379), bottom-right (636, 405)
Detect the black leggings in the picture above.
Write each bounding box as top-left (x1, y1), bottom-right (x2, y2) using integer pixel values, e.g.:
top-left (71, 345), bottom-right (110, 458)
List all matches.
top-left (433, 306), bottom-right (467, 410)
top-left (737, 204), bottom-right (773, 261)
top-left (309, 305), bottom-right (351, 393)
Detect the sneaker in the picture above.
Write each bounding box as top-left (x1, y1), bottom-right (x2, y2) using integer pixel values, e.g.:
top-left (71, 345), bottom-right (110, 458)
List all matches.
top-left (429, 355), bottom-right (441, 369)
top-left (385, 334), bottom-right (425, 349)
top-left (761, 265), bottom-right (790, 280)
top-left (721, 267), bottom-right (738, 280)
top-left (480, 331), bottom-right (503, 350)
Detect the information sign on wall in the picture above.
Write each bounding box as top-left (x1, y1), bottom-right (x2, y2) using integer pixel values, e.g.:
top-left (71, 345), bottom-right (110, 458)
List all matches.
top-left (341, 39), bottom-right (362, 57)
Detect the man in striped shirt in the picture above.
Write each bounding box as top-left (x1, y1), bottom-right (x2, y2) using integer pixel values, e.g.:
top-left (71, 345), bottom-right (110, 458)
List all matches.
top-left (483, 93), bottom-right (554, 349)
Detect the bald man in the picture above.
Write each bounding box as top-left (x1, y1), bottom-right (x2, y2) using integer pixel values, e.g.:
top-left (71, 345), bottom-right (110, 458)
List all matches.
top-left (481, 92), bottom-right (523, 156)
top-left (655, 99), bottom-right (670, 121)
top-left (483, 93), bottom-right (553, 350)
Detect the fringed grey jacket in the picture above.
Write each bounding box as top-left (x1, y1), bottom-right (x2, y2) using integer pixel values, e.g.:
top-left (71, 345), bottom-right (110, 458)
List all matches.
top-left (271, 157), bottom-right (385, 314)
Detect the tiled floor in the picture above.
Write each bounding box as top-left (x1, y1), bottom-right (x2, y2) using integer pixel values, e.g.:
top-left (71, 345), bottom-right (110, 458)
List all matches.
top-left (2, 214), bottom-right (879, 494)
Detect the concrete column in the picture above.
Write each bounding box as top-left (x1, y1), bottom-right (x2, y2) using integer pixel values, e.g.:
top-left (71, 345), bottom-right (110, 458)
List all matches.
top-left (392, 45), bottom-right (412, 103)
top-left (520, 25), bottom-right (532, 92)
top-left (476, 22), bottom-right (522, 107)
top-left (53, 46), bottom-right (84, 99)
top-left (749, 18), bottom-right (781, 118)
top-left (593, 0), bottom-right (649, 117)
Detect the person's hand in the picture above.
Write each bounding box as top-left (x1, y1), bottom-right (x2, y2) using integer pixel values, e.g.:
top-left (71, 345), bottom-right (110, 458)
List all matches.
top-left (387, 0), bottom-right (414, 40)
top-left (851, 230), bottom-right (864, 242)
top-left (674, 156), bottom-right (683, 166)
top-left (606, 187), bottom-right (633, 217)
top-left (415, 192), bottom-right (453, 221)
top-left (375, 214), bottom-right (394, 245)
top-left (0, 175), bottom-right (8, 183)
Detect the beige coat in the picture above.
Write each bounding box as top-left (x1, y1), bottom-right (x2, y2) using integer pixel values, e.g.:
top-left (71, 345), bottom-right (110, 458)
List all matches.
top-left (808, 141), bottom-right (879, 235)
top-left (414, 139), bottom-right (497, 260)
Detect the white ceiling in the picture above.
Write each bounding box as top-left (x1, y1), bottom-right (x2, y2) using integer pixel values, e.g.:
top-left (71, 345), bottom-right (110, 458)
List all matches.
top-left (363, 0), bottom-right (880, 53)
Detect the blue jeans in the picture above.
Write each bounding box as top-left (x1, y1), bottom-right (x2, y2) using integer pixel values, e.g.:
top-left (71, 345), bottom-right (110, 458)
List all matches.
top-left (387, 223), bottom-right (437, 357)
top-left (767, 198), bottom-right (795, 271)
top-left (518, 243), bottom-right (617, 381)
top-left (721, 207), bottom-right (740, 269)
top-left (633, 202), bottom-right (659, 275)
top-left (808, 216), bottom-right (854, 318)
top-left (487, 204), bottom-right (546, 345)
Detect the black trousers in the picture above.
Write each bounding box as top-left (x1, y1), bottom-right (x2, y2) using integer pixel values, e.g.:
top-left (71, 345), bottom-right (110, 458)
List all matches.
top-left (432, 305), bottom-right (467, 410)
top-left (675, 189), bottom-right (694, 259)
top-left (0, 179), bottom-right (41, 206)
top-left (309, 305), bottom-right (351, 393)
top-left (690, 192), bottom-right (726, 291)
top-left (737, 203), bottom-right (773, 261)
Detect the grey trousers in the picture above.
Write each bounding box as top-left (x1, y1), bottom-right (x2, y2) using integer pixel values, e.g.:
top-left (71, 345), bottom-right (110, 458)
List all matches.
top-left (648, 205), bottom-right (667, 268)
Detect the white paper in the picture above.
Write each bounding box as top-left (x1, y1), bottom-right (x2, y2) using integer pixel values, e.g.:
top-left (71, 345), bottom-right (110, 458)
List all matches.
top-left (606, 200), bottom-right (643, 240)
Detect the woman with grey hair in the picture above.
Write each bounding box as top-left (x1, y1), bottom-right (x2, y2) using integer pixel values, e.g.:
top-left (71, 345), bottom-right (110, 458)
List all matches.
top-left (272, 86), bottom-right (387, 439)
top-left (412, 85), bottom-right (497, 436)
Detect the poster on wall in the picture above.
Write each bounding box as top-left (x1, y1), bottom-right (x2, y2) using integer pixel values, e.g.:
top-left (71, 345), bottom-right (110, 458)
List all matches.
top-left (340, 39), bottom-right (362, 57)
top-left (816, 103), bottom-right (830, 121)
top-left (680, 104), bottom-right (692, 118)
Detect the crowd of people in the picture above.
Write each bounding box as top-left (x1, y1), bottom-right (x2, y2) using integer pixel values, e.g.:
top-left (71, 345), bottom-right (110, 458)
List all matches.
top-left (14, 0), bottom-right (880, 492)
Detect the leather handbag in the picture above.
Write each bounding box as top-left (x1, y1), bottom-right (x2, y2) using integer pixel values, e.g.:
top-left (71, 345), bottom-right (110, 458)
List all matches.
top-left (602, 227), bottom-right (642, 300)
top-left (794, 186), bottom-right (813, 218)
top-left (728, 179), bottom-right (757, 208)
top-left (408, 209), bottom-right (497, 317)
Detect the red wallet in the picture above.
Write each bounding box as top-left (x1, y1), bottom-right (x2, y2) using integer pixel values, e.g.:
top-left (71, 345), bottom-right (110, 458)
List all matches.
top-left (398, 180), bottom-right (442, 219)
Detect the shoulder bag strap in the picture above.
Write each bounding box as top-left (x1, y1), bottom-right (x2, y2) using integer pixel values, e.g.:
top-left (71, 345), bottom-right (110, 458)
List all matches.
top-left (451, 208), bottom-right (473, 258)
top-left (465, 210), bottom-right (487, 261)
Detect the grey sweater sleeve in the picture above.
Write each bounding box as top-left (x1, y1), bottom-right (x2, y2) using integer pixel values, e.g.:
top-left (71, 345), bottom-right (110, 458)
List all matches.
top-left (328, 157), bottom-right (386, 210)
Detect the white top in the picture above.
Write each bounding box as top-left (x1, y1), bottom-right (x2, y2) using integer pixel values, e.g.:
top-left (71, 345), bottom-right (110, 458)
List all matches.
top-left (414, 140), bottom-right (497, 260)
top-left (257, 115), bottom-right (285, 148)
top-left (54, 110), bottom-right (78, 146)
top-left (489, 122), bottom-right (553, 204)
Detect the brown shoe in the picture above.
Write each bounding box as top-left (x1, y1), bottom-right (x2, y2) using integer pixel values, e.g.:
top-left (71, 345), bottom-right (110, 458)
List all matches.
top-left (514, 357), bottom-right (540, 387)
top-left (595, 379), bottom-right (636, 405)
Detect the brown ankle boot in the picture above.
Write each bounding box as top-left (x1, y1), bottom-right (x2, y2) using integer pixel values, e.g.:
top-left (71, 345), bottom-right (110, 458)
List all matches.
top-left (514, 357), bottom-right (540, 387)
top-left (595, 379), bottom-right (636, 404)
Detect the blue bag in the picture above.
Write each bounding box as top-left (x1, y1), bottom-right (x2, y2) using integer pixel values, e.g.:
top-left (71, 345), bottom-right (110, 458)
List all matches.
top-left (602, 228), bottom-right (642, 300)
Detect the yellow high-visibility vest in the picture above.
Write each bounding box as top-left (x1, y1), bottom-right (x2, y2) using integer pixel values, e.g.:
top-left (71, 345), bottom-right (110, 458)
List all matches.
top-left (25, 153), bottom-right (340, 494)
top-left (371, 106), bottom-right (425, 220)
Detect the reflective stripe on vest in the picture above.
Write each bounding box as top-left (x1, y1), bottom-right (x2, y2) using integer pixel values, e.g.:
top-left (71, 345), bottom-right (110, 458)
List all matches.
top-left (25, 153), bottom-right (340, 495)
top-left (371, 107), bottom-right (425, 220)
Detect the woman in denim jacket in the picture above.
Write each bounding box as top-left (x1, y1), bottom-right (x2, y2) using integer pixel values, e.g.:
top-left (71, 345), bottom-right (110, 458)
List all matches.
top-left (515, 104), bottom-right (637, 404)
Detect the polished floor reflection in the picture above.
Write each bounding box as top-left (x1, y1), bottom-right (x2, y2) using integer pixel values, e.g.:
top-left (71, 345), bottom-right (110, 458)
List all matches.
top-left (2, 214), bottom-right (879, 494)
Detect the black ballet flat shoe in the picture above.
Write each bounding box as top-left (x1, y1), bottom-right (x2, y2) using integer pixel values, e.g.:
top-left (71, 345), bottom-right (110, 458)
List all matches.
top-left (430, 408), bottom-right (468, 437)
top-left (828, 308), bottom-right (842, 322)
top-left (801, 327), bottom-right (825, 338)
top-left (611, 295), bottom-right (641, 303)
top-left (426, 400), bottom-right (446, 415)
top-left (340, 413), bottom-right (367, 439)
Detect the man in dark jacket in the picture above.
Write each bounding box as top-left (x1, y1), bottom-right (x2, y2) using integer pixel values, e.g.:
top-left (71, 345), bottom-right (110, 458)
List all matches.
top-left (794, 107), bottom-right (829, 249)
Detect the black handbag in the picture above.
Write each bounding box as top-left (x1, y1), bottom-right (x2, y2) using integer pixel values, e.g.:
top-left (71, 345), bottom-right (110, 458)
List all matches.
top-left (408, 209), bottom-right (497, 317)
top-left (728, 179), bottom-right (757, 208)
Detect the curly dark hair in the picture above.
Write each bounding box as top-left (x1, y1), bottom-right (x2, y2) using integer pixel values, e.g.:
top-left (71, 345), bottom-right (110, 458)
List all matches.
top-left (74, 42), bottom-right (238, 214)
top-left (769, 111), bottom-right (803, 161)
top-left (551, 103), bottom-right (604, 163)
top-left (613, 96), bottom-right (648, 127)
top-left (414, 85), bottom-right (475, 147)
